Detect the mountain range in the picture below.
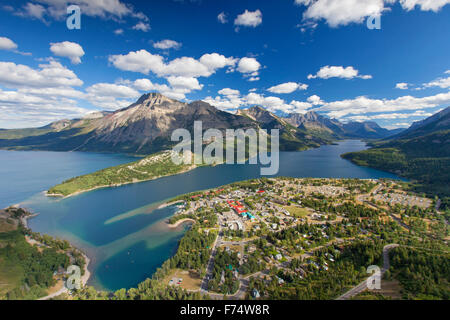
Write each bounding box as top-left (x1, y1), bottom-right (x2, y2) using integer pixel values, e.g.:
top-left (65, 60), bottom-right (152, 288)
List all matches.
top-left (342, 106), bottom-right (450, 206)
top-left (0, 93), bottom-right (402, 154)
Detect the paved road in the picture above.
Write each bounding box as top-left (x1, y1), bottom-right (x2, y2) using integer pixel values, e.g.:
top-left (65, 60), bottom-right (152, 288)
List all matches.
top-left (39, 253), bottom-right (91, 300)
top-left (200, 229), bottom-right (222, 294)
top-left (336, 244), bottom-right (399, 300)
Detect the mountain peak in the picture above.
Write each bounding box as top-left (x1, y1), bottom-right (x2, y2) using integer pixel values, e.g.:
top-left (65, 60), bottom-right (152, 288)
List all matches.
top-left (135, 92), bottom-right (178, 106)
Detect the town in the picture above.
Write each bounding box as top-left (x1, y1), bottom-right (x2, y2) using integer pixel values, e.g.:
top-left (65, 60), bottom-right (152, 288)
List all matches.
top-left (160, 177), bottom-right (448, 300)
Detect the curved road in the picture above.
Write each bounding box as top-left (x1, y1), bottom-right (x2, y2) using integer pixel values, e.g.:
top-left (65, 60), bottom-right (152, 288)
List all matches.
top-left (336, 244), bottom-right (399, 300)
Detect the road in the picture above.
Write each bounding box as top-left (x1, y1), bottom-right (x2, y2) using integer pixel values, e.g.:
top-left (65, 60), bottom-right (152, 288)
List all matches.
top-left (336, 244), bottom-right (399, 300)
top-left (200, 228), bottom-right (222, 294)
top-left (39, 253), bottom-right (91, 300)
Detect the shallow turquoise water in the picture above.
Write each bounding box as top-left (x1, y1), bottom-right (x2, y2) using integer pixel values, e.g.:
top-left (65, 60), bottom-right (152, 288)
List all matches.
top-left (1, 141), bottom-right (402, 291)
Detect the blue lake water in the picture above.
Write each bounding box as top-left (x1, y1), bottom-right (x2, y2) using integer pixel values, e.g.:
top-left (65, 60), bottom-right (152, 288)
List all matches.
top-left (0, 140), bottom-right (401, 291)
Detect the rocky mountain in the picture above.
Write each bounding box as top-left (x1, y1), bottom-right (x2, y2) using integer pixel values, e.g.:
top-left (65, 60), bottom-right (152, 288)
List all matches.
top-left (0, 93), bottom-right (257, 154)
top-left (390, 107), bottom-right (450, 140)
top-left (286, 111), bottom-right (399, 139)
top-left (237, 106), bottom-right (332, 151)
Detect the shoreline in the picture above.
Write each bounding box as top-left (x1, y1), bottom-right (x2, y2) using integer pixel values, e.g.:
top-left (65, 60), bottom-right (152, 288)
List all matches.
top-left (46, 165), bottom-right (198, 199)
top-left (20, 213), bottom-right (39, 229)
top-left (158, 200), bottom-right (184, 210)
top-left (167, 218), bottom-right (196, 228)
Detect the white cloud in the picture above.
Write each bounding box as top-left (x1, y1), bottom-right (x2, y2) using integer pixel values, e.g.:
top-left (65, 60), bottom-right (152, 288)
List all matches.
top-left (0, 60), bottom-right (83, 89)
top-left (290, 100), bottom-right (312, 113)
top-left (315, 91), bottom-right (450, 119)
top-left (392, 122), bottom-right (411, 127)
top-left (423, 76), bottom-right (450, 89)
top-left (205, 90), bottom-right (306, 113)
top-left (153, 39), bottom-right (182, 50)
top-left (295, 0), bottom-right (450, 28)
top-left (50, 41), bottom-right (85, 64)
top-left (15, 2), bottom-right (47, 22)
top-left (308, 66), bottom-right (372, 80)
top-left (109, 50), bottom-right (237, 78)
top-left (86, 83), bottom-right (139, 98)
top-left (199, 53), bottom-right (237, 71)
top-left (34, 0), bottom-right (147, 20)
top-left (399, 0), bottom-right (450, 12)
top-left (114, 29), bottom-right (124, 35)
top-left (307, 95), bottom-right (324, 105)
top-left (237, 57), bottom-right (261, 74)
top-left (132, 22), bottom-right (150, 32)
top-left (267, 82), bottom-right (308, 94)
top-left (0, 37), bottom-right (18, 51)
top-left (217, 12), bottom-right (228, 24)
top-left (295, 0), bottom-right (388, 27)
top-left (346, 110), bottom-right (433, 121)
top-left (0, 88), bottom-right (91, 129)
top-left (218, 88), bottom-right (240, 97)
top-left (234, 9), bottom-right (262, 28)
top-left (396, 82), bottom-right (409, 89)
top-left (167, 76), bottom-right (203, 91)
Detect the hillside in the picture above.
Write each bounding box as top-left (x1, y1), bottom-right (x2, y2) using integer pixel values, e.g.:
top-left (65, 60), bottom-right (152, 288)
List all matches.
top-left (237, 107), bottom-right (332, 151)
top-left (285, 111), bottom-right (399, 140)
top-left (342, 107), bottom-right (450, 208)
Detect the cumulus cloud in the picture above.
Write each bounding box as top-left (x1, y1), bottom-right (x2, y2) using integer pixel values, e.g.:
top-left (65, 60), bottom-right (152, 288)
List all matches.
top-left (0, 60), bottom-right (83, 89)
top-left (234, 9), bottom-right (262, 28)
top-left (346, 110), bottom-right (433, 121)
top-left (267, 82), bottom-right (308, 94)
top-left (399, 0), bottom-right (450, 12)
top-left (132, 22), bottom-right (151, 32)
top-left (204, 89), bottom-right (307, 113)
top-left (0, 37), bottom-right (18, 51)
top-left (315, 91), bottom-right (450, 119)
top-left (396, 82), bottom-right (409, 90)
top-left (0, 59), bottom-right (90, 128)
top-left (307, 95), bottom-right (324, 105)
top-left (50, 41), bottom-right (85, 64)
top-left (167, 76), bottom-right (203, 91)
top-left (153, 39), bottom-right (182, 50)
top-left (114, 29), bottom-right (124, 35)
top-left (423, 76), bottom-right (450, 89)
top-left (218, 88), bottom-right (240, 97)
top-left (109, 50), bottom-right (237, 79)
top-left (30, 0), bottom-right (148, 21)
top-left (15, 2), bottom-right (47, 22)
top-left (86, 83), bottom-right (139, 98)
top-left (308, 66), bottom-right (372, 80)
top-left (295, 0), bottom-right (388, 27)
top-left (295, 0), bottom-right (450, 28)
top-left (0, 88), bottom-right (91, 129)
top-left (237, 57), bottom-right (261, 74)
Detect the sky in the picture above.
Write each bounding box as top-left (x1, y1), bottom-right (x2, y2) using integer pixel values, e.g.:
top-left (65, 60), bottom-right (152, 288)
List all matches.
top-left (0, 0), bottom-right (449, 129)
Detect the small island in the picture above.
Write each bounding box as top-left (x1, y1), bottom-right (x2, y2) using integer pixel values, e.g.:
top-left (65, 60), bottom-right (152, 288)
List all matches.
top-left (47, 151), bottom-right (197, 198)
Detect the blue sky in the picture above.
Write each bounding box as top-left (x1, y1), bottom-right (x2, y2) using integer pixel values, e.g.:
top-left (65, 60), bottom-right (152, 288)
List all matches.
top-left (0, 0), bottom-right (449, 129)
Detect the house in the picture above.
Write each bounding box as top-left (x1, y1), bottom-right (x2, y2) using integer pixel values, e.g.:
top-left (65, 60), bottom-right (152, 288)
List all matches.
top-left (274, 253), bottom-right (283, 261)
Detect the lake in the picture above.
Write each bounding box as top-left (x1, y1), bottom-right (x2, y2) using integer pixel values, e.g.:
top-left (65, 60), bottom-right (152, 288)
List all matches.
top-left (1, 141), bottom-right (401, 291)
